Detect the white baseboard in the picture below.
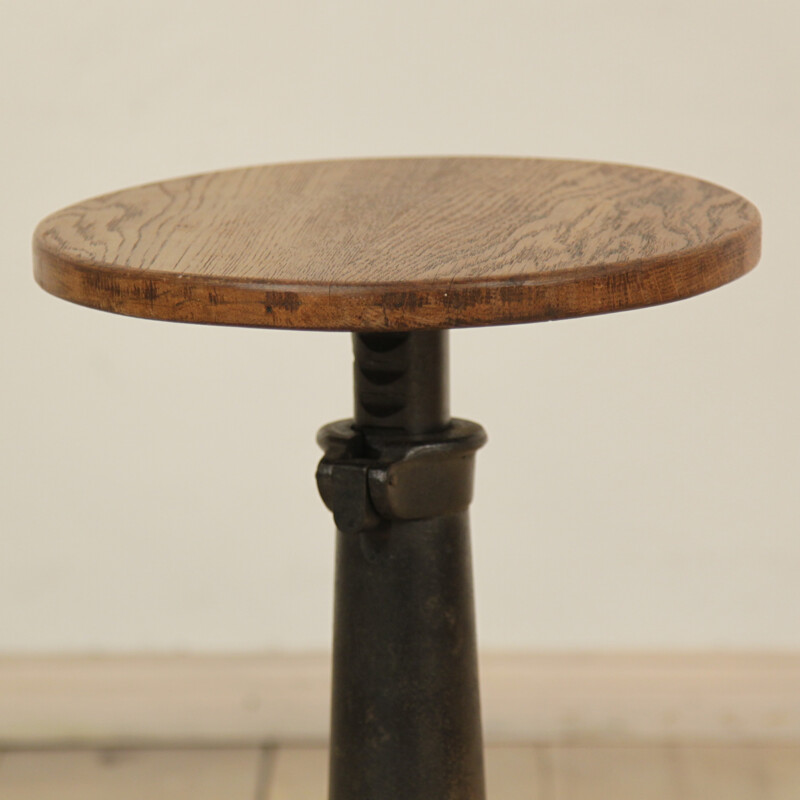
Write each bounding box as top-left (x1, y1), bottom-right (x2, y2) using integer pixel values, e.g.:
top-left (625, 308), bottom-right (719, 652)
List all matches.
top-left (1, 652), bottom-right (798, 746)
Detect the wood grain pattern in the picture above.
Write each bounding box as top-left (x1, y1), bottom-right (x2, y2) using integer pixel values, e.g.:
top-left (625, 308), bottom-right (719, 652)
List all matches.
top-left (262, 746), bottom-right (800, 800)
top-left (34, 157), bottom-right (761, 331)
top-left (266, 746), bottom-right (549, 799)
top-left (3, 653), bottom-right (800, 746)
top-left (547, 746), bottom-right (677, 799)
top-left (1, 746), bottom-right (798, 799)
top-left (267, 747), bottom-right (328, 800)
top-left (484, 746), bottom-right (544, 799)
top-left (675, 746), bottom-right (776, 800)
top-left (0, 748), bottom-right (264, 800)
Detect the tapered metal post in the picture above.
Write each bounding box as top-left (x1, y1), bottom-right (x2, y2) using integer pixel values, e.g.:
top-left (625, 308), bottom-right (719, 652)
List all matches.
top-left (317, 331), bottom-right (487, 800)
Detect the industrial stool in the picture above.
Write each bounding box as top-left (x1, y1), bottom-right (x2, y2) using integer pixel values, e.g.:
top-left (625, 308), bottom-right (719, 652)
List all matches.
top-left (34, 157), bottom-right (761, 799)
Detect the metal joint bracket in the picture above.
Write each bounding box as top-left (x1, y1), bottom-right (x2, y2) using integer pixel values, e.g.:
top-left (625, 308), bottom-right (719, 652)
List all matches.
top-left (316, 419), bottom-right (487, 534)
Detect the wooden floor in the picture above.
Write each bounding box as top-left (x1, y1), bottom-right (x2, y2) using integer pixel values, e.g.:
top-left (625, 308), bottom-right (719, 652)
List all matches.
top-left (0, 745), bottom-right (798, 798)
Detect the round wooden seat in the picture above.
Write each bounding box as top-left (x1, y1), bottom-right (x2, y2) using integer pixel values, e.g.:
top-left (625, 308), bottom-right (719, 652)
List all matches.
top-left (33, 157), bottom-right (761, 331)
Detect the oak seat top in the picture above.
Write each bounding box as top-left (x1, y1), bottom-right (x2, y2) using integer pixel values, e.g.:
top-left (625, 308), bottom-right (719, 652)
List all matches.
top-left (33, 157), bottom-right (761, 331)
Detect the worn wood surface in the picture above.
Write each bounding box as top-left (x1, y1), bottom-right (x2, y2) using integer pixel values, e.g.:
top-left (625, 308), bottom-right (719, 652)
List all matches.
top-left (34, 157), bottom-right (760, 331)
top-left (1, 746), bottom-right (797, 799)
top-left (3, 652), bottom-right (800, 746)
top-left (0, 748), bottom-right (265, 800)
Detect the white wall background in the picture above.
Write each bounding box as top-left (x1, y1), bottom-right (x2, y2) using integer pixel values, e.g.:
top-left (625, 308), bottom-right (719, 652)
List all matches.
top-left (1, 0), bottom-right (797, 653)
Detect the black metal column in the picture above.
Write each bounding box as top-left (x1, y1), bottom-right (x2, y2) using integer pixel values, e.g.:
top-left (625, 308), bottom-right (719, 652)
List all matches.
top-left (316, 331), bottom-right (487, 800)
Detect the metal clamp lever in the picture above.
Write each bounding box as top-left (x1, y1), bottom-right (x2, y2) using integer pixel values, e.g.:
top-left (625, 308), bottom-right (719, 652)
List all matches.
top-left (316, 419), bottom-right (487, 534)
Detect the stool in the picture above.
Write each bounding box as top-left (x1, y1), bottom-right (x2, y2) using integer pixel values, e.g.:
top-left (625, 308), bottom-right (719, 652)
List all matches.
top-left (33, 157), bottom-right (761, 799)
